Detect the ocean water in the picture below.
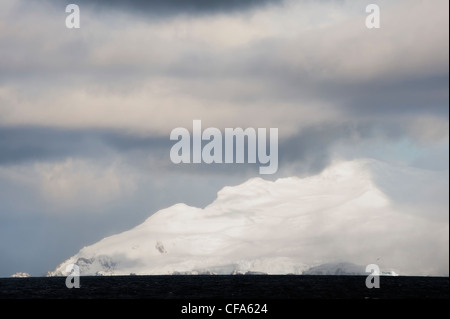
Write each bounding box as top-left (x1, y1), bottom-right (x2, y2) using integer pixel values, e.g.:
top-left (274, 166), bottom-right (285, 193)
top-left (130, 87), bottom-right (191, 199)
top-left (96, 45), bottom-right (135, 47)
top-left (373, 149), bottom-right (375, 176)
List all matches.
top-left (0, 275), bottom-right (448, 299)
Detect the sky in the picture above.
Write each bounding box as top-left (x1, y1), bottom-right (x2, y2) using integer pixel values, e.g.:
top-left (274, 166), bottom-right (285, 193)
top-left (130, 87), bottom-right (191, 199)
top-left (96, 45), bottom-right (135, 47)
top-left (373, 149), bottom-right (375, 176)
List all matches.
top-left (0, 0), bottom-right (448, 277)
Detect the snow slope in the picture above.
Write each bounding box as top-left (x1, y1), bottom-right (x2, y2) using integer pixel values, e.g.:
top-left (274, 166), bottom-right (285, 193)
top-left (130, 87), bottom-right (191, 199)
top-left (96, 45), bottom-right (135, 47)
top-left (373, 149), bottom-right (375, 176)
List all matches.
top-left (48, 159), bottom-right (449, 276)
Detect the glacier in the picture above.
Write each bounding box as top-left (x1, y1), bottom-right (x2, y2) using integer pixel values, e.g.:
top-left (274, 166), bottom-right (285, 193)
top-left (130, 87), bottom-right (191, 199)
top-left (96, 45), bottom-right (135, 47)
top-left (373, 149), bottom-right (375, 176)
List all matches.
top-left (48, 159), bottom-right (449, 276)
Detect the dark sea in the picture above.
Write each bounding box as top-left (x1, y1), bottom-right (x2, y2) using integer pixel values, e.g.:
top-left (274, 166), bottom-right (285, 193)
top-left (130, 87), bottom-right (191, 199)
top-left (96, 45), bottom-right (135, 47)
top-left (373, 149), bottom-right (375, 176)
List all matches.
top-left (1, 276), bottom-right (448, 317)
top-left (0, 275), bottom-right (448, 299)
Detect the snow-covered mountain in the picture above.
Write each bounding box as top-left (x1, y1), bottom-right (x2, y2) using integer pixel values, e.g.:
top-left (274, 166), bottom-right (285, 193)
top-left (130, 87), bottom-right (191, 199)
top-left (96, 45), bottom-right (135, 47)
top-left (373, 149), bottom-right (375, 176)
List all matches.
top-left (48, 159), bottom-right (449, 276)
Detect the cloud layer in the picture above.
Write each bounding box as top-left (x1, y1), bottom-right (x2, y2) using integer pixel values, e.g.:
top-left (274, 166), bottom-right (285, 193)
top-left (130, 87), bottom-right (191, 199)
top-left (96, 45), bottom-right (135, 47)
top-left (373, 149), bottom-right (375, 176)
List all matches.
top-left (1, 0), bottom-right (447, 136)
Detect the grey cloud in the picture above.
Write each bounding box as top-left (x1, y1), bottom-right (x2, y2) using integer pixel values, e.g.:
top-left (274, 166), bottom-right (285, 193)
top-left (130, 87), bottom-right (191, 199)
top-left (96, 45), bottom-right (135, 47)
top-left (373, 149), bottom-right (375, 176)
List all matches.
top-left (67, 0), bottom-right (286, 16)
top-left (0, 127), bottom-right (168, 165)
top-left (0, 124), bottom-right (344, 180)
top-left (3, 0), bottom-right (447, 134)
top-left (0, 122), bottom-right (428, 179)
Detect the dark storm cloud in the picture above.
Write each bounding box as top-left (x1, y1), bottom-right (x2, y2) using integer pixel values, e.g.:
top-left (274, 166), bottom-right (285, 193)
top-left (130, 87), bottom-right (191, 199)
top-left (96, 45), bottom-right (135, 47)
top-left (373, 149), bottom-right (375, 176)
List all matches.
top-left (0, 127), bottom-right (85, 164)
top-left (0, 125), bottom-right (360, 177)
top-left (0, 127), bottom-right (169, 165)
top-left (276, 122), bottom-right (405, 175)
top-left (309, 75), bottom-right (449, 118)
top-left (54, 0), bottom-right (286, 16)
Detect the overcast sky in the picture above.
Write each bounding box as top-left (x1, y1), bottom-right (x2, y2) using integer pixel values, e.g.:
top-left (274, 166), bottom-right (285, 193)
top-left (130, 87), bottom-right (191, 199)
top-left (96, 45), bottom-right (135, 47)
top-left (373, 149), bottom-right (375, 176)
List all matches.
top-left (0, 0), bottom-right (448, 276)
